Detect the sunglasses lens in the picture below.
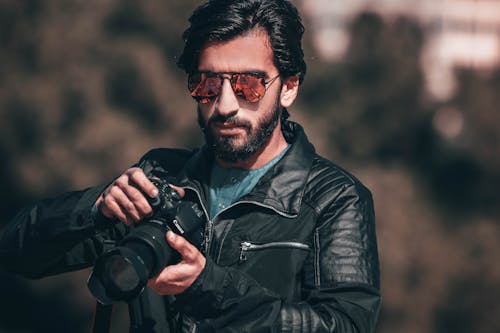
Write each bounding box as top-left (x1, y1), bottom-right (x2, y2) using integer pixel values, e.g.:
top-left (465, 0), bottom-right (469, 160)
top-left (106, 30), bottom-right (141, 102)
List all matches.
top-left (232, 74), bottom-right (265, 103)
top-left (187, 73), bottom-right (202, 93)
top-left (188, 73), bottom-right (222, 104)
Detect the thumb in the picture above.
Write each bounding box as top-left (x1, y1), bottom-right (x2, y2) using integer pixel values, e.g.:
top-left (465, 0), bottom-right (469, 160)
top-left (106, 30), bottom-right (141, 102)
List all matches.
top-left (169, 184), bottom-right (185, 199)
top-left (166, 231), bottom-right (198, 261)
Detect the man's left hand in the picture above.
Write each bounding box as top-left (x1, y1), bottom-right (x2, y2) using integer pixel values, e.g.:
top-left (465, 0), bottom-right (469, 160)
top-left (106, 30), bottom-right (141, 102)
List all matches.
top-left (147, 231), bottom-right (206, 295)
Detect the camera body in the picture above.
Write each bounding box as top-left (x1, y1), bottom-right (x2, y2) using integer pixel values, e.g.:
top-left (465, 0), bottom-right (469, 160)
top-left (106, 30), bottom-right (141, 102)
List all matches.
top-left (88, 178), bottom-right (205, 305)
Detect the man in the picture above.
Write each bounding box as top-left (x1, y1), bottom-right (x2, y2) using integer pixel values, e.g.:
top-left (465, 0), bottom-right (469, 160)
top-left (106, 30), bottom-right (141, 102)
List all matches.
top-left (0, 0), bottom-right (381, 332)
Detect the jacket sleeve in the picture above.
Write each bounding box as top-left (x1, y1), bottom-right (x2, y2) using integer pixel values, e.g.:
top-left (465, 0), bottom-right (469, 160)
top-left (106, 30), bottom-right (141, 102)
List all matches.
top-left (173, 182), bottom-right (381, 333)
top-left (0, 184), bottom-right (126, 279)
top-left (279, 182), bottom-right (381, 333)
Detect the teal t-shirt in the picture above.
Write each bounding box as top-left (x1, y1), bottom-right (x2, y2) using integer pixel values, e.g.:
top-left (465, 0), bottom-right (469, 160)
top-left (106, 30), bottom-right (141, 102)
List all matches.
top-left (209, 145), bottom-right (290, 219)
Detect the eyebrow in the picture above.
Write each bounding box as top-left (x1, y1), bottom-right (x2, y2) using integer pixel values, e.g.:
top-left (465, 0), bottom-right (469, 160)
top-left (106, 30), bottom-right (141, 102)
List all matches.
top-left (198, 70), bottom-right (267, 77)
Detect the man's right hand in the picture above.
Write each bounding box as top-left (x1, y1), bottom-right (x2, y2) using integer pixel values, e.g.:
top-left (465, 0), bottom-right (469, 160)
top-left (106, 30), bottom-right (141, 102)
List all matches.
top-left (95, 167), bottom-right (158, 225)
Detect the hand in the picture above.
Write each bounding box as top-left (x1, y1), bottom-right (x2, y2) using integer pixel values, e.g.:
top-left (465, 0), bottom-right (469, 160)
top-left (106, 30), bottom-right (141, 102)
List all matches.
top-left (148, 231), bottom-right (206, 295)
top-left (95, 167), bottom-right (159, 225)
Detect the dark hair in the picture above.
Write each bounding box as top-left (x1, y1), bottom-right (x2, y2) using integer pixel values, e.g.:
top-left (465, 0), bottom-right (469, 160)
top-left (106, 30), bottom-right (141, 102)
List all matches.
top-left (177, 0), bottom-right (306, 84)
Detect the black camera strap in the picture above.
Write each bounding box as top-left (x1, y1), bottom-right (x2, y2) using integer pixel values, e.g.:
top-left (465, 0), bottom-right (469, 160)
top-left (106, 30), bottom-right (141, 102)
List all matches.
top-left (91, 239), bottom-right (116, 333)
top-left (91, 292), bottom-right (170, 333)
top-left (92, 302), bottom-right (113, 333)
top-left (129, 289), bottom-right (170, 332)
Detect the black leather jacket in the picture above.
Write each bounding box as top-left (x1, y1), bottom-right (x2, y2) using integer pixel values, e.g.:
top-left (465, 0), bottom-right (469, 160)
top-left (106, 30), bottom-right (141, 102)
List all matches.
top-left (0, 121), bottom-right (381, 333)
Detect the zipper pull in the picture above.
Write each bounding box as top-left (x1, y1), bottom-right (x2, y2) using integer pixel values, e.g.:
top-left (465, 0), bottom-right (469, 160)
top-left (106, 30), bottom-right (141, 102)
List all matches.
top-left (239, 241), bottom-right (251, 262)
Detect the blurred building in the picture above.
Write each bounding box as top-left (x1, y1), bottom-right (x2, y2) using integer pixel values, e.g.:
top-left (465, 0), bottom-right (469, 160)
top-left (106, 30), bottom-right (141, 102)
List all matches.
top-left (300, 0), bottom-right (500, 100)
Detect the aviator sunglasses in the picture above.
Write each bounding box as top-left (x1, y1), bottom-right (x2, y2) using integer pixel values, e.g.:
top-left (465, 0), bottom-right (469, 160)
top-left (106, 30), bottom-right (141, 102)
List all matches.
top-left (188, 72), bottom-right (280, 104)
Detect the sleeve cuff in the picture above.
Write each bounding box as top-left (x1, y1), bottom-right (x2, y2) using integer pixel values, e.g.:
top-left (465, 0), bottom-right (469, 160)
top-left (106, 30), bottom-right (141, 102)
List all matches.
top-left (173, 256), bottom-right (227, 318)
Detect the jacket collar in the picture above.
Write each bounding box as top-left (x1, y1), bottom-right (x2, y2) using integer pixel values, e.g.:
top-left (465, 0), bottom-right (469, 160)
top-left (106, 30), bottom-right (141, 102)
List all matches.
top-left (178, 121), bottom-right (316, 216)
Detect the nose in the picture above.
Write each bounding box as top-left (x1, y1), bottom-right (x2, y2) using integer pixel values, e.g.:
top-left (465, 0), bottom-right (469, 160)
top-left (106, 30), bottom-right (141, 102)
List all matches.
top-left (215, 78), bottom-right (239, 117)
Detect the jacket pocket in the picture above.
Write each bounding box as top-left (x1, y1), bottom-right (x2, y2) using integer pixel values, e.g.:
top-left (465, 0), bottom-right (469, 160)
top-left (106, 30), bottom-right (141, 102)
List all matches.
top-left (239, 241), bottom-right (311, 262)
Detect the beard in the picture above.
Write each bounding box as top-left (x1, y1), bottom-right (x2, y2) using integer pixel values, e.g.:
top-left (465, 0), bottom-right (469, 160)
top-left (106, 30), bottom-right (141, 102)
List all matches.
top-left (197, 99), bottom-right (281, 163)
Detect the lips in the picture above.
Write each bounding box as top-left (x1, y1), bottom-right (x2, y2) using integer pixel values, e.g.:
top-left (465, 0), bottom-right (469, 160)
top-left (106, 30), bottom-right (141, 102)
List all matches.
top-left (211, 122), bottom-right (248, 135)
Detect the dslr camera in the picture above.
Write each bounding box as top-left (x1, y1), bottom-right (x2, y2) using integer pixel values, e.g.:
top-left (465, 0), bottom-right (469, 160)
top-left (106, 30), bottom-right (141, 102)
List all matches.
top-left (87, 178), bottom-right (205, 305)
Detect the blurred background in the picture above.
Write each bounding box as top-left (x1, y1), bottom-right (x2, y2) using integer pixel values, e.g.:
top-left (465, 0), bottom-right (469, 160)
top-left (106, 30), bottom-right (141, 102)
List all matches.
top-left (0, 0), bottom-right (499, 332)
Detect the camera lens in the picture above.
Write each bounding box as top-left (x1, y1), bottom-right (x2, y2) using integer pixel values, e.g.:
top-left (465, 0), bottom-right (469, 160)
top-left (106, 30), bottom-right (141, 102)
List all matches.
top-left (104, 254), bottom-right (141, 293)
top-left (88, 225), bottom-right (172, 304)
top-left (87, 179), bottom-right (205, 304)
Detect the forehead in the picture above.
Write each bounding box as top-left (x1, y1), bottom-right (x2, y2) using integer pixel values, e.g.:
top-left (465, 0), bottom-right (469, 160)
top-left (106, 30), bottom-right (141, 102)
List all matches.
top-left (197, 29), bottom-right (277, 74)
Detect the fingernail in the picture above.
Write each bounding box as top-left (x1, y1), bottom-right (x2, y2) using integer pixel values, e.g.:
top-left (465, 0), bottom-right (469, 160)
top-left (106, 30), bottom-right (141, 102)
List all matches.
top-left (167, 231), bottom-right (175, 241)
top-left (151, 189), bottom-right (158, 197)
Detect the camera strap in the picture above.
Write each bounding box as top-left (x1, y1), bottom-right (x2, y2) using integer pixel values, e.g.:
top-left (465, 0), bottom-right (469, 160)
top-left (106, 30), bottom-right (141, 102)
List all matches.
top-left (91, 239), bottom-right (116, 333)
top-left (129, 289), bottom-right (170, 332)
top-left (92, 302), bottom-right (113, 333)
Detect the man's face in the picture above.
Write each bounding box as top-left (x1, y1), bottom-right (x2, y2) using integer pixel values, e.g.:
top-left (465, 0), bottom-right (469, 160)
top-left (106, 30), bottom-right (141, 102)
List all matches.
top-left (195, 30), bottom-right (285, 164)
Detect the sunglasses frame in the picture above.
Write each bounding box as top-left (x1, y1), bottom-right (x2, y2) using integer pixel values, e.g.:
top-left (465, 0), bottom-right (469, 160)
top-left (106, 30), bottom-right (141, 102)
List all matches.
top-left (188, 71), bottom-right (280, 104)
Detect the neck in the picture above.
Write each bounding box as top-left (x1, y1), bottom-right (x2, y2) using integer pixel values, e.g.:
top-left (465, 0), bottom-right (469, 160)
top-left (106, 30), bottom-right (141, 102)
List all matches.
top-left (216, 126), bottom-right (288, 170)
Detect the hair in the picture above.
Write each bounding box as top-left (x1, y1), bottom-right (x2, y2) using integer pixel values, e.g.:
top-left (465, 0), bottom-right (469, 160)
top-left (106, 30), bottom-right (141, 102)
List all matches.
top-left (177, 0), bottom-right (306, 84)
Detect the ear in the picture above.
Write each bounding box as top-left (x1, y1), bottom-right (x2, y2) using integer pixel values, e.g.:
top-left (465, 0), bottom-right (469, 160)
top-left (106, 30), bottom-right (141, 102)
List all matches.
top-left (280, 76), bottom-right (299, 108)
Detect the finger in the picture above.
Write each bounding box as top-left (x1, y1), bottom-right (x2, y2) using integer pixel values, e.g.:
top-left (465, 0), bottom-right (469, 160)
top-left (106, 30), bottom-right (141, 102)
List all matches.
top-left (115, 180), bottom-right (153, 217)
top-left (166, 231), bottom-right (199, 262)
top-left (147, 263), bottom-right (193, 295)
top-left (95, 193), bottom-right (104, 207)
top-left (127, 168), bottom-right (158, 199)
top-left (147, 271), bottom-right (184, 295)
top-left (169, 184), bottom-right (185, 199)
top-left (108, 186), bottom-right (142, 222)
top-left (101, 194), bottom-right (133, 225)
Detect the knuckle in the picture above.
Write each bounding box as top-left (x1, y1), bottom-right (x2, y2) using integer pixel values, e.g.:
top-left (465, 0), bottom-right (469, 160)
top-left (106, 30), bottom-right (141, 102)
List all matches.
top-left (109, 186), bottom-right (121, 197)
top-left (115, 174), bottom-right (128, 185)
top-left (103, 195), bottom-right (114, 205)
top-left (126, 202), bottom-right (136, 212)
top-left (125, 167), bottom-right (139, 175)
top-left (136, 203), bottom-right (150, 216)
top-left (144, 205), bottom-right (153, 215)
top-left (130, 168), bottom-right (144, 180)
top-left (115, 179), bottom-right (129, 191)
top-left (130, 189), bottom-right (145, 201)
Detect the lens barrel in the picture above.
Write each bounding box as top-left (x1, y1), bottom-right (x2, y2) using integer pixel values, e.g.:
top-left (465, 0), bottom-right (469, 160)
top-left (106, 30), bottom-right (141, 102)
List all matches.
top-left (88, 221), bottom-right (177, 304)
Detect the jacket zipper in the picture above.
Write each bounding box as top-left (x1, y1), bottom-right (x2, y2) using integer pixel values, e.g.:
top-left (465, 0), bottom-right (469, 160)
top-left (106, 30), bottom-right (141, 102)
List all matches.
top-left (187, 190), bottom-right (299, 255)
top-left (181, 186), bottom-right (211, 333)
top-left (183, 185), bottom-right (212, 255)
top-left (239, 241), bottom-right (311, 261)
